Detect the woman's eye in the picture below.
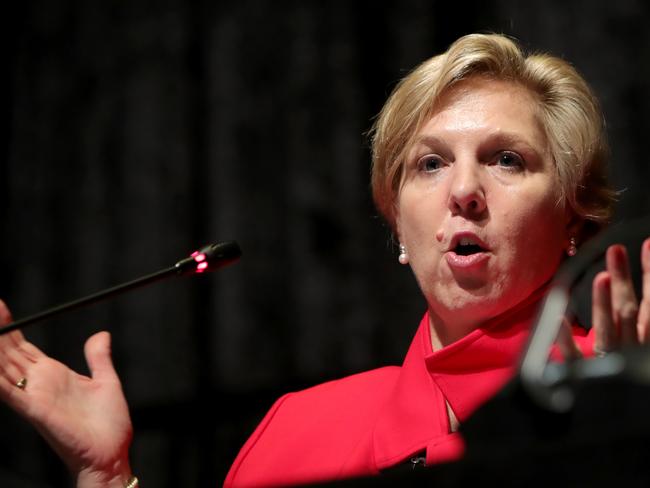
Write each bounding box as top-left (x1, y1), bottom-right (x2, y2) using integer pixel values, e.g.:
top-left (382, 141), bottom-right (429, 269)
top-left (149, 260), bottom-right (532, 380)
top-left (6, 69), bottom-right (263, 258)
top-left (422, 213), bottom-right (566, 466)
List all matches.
top-left (418, 155), bottom-right (443, 173)
top-left (495, 151), bottom-right (524, 169)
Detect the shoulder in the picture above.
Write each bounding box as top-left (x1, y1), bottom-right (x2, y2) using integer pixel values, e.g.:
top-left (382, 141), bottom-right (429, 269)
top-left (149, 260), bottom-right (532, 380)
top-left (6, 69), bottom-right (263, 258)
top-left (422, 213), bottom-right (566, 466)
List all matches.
top-left (225, 366), bottom-right (401, 487)
top-left (252, 365), bottom-right (400, 438)
top-left (284, 365), bottom-right (401, 408)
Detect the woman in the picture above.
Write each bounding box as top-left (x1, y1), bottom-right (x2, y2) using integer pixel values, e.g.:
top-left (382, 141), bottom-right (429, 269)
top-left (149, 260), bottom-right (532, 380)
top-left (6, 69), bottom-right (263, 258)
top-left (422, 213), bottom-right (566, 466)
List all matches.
top-left (0, 33), bottom-right (648, 487)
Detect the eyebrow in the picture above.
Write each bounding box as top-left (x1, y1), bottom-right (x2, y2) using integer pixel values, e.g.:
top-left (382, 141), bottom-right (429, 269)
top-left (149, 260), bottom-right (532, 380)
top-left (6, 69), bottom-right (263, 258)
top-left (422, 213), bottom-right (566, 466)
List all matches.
top-left (411, 135), bottom-right (447, 150)
top-left (484, 131), bottom-right (543, 152)
top-left (412, 131), bottom-right (544, 154)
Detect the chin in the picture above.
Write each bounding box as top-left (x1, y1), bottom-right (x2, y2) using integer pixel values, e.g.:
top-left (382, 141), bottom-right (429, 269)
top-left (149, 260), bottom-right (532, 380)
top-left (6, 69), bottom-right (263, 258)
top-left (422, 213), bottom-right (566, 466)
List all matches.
top-left (432, 279), bottom-right (523, 320)
top-left (433, 284), bottom-right (499, 311)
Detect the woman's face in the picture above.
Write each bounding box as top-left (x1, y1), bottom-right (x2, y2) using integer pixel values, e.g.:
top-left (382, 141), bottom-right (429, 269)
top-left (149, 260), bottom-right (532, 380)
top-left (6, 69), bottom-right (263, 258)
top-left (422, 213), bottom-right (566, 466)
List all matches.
top-left (396, 77), bottom-right (574, 340)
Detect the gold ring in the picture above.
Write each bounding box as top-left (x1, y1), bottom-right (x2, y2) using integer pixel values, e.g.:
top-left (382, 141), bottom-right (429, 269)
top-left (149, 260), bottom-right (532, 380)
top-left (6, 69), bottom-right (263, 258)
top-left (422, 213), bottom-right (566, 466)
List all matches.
top-left (15, 377), bottom-right (27, 390)
top-left (125, 476), bottom-right (139, 488)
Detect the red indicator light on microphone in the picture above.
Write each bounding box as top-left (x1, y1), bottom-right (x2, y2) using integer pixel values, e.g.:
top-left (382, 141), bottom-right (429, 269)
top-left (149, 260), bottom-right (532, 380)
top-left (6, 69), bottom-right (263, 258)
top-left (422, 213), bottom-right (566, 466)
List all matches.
top-left (176, 242), bottom-right (240, 276)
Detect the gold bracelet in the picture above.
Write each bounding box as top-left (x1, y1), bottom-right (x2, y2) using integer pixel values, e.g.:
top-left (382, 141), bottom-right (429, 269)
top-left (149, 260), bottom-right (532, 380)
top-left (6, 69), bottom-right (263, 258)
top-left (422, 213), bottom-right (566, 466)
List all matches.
top-left (125, 476), bottom-right (139, 488)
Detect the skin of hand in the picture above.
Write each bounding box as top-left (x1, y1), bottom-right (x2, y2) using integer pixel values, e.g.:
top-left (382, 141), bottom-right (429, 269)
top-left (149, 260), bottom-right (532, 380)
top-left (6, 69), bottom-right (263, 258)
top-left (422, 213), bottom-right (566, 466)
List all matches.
top-left (0, 300), bottom-right (134, 488)
top-left (592, 238), bottom-right (650, 352)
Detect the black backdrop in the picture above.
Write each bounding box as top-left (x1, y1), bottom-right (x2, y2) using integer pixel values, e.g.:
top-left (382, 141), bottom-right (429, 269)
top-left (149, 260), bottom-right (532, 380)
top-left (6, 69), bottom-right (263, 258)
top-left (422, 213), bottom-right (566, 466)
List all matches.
top-left (2, 1), bottom-right (650, 486)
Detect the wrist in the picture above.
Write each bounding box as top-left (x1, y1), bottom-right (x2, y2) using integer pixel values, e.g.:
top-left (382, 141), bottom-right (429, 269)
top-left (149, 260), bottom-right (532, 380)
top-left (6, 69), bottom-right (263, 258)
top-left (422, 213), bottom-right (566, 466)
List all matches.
top-left (75, 460), bottom-right (135, 488)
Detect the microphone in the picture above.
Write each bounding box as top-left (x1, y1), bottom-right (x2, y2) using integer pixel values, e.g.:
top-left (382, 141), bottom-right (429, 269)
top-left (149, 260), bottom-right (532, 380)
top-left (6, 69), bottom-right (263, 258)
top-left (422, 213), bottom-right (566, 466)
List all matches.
top-left (0, 241), bottom-right (242, 336)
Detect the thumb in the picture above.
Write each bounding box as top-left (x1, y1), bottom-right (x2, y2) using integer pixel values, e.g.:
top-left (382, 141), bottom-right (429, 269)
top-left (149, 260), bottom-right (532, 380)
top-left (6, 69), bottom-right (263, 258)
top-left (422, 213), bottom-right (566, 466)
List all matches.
top-left (84, 331), bottom-right (119, 382)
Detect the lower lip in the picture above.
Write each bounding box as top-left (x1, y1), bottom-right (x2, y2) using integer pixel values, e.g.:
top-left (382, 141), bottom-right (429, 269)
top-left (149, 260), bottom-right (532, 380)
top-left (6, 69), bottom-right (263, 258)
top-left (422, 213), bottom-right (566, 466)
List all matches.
top-left (445, 251), bottom-right (490, 269)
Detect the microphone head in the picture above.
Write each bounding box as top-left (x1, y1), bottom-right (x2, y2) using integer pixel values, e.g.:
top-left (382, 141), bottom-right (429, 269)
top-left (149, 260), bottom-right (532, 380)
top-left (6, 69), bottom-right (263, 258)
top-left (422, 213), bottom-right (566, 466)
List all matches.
top-left (175, 241), bottom-right (242, 275)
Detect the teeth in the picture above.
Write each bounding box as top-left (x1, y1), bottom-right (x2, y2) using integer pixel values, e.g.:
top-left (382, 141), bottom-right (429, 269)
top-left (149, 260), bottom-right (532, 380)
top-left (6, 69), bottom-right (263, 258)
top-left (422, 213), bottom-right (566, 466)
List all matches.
top-left (459, 237), bottom-right (476, 246)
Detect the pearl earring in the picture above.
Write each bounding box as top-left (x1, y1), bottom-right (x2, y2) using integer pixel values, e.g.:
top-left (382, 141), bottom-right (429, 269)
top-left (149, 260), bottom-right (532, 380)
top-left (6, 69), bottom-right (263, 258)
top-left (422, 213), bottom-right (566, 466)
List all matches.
top-left (398, 244), bottom-right (409, 264)
top-left (567, 237), bottom-right (577, 257)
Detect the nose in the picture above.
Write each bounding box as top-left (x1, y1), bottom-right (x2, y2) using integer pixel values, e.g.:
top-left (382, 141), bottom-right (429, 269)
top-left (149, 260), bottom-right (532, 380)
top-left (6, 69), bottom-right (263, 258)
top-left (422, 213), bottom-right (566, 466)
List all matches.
top-left (447, 160), bottom-right (487, 217)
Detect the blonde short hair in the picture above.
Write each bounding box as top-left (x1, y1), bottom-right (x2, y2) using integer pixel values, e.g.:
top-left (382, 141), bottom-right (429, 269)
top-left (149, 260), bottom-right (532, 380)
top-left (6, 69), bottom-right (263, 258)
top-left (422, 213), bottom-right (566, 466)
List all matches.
top-left (370, 33), bottom-right (616, 240)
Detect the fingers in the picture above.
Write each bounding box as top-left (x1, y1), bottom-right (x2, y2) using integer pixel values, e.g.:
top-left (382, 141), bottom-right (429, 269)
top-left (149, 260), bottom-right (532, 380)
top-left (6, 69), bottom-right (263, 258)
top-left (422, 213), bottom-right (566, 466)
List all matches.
top-left (592, 271), bottom-right (616, 353)
top-left (0, 299), bottom-right (44, 361)
top-left (0, 300), bottom-right (50, 411)
top-left (593, 241), bottom-right (650, 353)
top-left (637, 238), bottom-right (650, 343)
top-left (0, 299), bottom-right (22, 350)
top-left (0, 299), bottom-right (33, 353)
top-left (0, 343), bottom-right (30, 409)
top-left (84, 332), bottom-right (120, 383)
top-left (0, 299), bottom-right (13, 325)
top-left (0, 299), bottom-right (27, 394)
top-left (606, 245), bottom-right (639, 345)
top-left (0, 348), bottom-right (28, 394)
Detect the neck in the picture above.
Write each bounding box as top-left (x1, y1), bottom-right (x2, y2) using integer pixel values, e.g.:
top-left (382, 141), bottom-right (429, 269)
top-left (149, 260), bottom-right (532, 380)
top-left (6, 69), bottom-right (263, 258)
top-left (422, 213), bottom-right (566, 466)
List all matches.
top-left (427, 282), bottom-right (551, 351)
top-left (427, 309), bottom-right (477, 351)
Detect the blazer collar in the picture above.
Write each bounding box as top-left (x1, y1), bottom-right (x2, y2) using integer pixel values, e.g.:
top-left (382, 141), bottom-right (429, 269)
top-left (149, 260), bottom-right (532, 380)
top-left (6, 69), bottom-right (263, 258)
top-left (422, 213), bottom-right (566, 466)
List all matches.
top-left (372, 287), bottom-right (547, 470)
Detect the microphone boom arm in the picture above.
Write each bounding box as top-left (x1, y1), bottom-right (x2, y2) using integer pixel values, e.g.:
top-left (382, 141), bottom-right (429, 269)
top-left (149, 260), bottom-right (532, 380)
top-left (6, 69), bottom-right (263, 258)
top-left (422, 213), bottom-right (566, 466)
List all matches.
top-left (0, 241), bottom-right (241, 336)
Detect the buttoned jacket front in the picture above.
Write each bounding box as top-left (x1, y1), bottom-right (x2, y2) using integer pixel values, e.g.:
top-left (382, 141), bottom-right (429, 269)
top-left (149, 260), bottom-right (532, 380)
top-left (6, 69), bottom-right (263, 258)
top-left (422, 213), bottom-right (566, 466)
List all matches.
top-left (225, 291), bottom-right (593, 487)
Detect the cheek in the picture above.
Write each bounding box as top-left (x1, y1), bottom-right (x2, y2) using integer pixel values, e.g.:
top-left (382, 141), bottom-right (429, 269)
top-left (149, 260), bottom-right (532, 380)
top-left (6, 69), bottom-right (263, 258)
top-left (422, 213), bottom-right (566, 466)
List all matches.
top-left (497, 192), bottom-right (567, 264)
top-left (396, 188), bottom-right (446, 241)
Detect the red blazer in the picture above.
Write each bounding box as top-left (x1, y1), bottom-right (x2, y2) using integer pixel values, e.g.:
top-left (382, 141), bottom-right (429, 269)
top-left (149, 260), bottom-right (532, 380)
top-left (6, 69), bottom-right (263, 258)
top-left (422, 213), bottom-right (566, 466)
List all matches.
top-left (225, 293), bottom-right (594, 487)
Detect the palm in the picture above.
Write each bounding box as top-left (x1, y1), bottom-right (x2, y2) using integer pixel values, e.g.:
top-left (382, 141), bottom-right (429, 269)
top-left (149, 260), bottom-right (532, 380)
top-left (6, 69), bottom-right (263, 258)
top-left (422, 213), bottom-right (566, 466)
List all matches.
top-left (24, 349), bottom-right (131, 471)
top-left (0, 318), bottom-right (132, 478)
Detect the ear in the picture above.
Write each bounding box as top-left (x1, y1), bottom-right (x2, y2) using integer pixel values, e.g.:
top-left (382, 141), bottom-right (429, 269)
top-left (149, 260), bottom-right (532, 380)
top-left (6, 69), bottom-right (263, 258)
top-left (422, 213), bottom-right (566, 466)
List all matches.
top-left (564, 206), bottom-right (584, 244)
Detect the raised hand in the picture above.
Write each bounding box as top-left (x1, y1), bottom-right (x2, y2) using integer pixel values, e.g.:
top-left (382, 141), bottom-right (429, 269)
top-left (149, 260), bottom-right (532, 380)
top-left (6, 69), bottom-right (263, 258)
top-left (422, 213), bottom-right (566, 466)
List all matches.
top-left (0, 300), bottom-right (134, 488)
top-left (592, 238), bottom-right (650, 354)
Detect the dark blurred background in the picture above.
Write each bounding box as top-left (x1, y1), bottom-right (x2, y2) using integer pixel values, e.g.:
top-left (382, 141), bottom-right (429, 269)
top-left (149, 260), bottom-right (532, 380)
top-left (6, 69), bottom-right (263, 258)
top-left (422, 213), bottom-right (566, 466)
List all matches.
top-left (1, 0), bottom-right (650, 486)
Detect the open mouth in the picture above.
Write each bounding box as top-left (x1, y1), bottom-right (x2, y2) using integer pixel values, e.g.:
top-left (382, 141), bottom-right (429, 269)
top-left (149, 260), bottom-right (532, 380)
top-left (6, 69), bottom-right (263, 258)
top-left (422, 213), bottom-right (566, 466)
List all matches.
top-left (446, 235), bottom-right (490, 268)
top-left (455, 243), bottom-right (485, 256)
top-left (452, 237), bottom-right (487, 256)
